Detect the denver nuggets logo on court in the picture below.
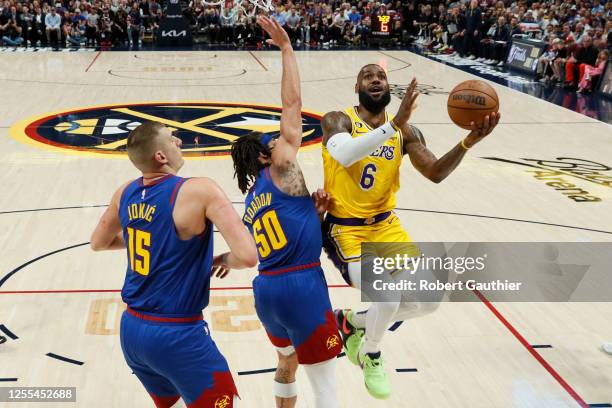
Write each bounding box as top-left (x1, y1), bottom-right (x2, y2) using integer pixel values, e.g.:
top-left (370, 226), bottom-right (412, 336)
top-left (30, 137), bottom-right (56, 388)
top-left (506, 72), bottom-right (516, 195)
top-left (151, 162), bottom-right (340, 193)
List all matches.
top-left (326, 334), bottom-right (340, 350)
top-left (10, 102), bottom-right (323, 158)
top-left (214, 395), bottom-right (231, 408)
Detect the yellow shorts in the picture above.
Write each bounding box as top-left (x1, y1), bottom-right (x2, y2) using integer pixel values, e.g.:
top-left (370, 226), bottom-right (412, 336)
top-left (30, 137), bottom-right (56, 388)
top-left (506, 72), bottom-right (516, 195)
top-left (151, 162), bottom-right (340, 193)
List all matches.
top-left (322, 213), bottom-right (420, 282)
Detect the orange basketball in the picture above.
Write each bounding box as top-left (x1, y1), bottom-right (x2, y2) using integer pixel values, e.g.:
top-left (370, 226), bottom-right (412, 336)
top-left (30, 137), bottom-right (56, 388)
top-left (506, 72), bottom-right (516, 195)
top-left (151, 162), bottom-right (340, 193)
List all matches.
top-left (447, 80), bottom-right (499, 130)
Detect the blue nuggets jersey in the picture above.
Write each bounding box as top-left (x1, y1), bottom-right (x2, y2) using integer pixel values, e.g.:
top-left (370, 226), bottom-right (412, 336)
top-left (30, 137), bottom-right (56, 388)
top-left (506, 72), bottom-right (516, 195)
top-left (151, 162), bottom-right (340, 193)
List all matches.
top-left (119, 175), bottom-right (214, 314)
top-left (243, 167), bottom-right (322, 271)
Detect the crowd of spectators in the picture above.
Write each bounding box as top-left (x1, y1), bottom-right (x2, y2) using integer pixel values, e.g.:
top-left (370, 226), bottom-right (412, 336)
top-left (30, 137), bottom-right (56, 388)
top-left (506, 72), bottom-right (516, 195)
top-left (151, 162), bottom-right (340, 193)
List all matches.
top-left (188, 1), bottom-right (408, 47)
top-left (413, 0), bottom-right (610, 91)
top-left (0, 0), bottom-right (161, 48)
top-left (0, 0), bottom-right (443, 49)
top-left (1, 0), bottom-right (610, 91)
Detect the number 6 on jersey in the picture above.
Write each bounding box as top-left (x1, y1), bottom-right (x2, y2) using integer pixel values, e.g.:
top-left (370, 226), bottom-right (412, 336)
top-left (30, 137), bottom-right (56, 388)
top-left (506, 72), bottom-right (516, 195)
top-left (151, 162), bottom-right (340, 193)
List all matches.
top-left (360, 163), bottom-right (377, 190)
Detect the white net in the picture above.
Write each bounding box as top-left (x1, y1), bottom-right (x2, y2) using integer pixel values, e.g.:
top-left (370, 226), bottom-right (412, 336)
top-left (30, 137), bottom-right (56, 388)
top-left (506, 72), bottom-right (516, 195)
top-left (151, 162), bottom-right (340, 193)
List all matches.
top-left (201, 0), bottom-right (273, 16)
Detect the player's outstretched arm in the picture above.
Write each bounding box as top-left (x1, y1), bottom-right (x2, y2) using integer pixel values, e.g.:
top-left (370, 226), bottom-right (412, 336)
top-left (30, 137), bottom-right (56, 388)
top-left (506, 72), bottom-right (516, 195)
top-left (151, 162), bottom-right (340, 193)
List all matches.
top-left (200, 178), bottom-right (258, 269)
top-left (322, 78), bottom-right (419, 168)
top-left (258, 16), bottom-right (302, 165)
top-left (404, 113), bottom-right (501, 183)
top-left (90, 183), bottom-right (129, 251)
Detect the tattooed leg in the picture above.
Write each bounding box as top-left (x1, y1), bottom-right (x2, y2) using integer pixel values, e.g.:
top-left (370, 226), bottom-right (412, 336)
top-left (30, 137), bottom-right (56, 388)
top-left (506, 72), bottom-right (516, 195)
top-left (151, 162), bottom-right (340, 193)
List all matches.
top-left (274, 351), bottom-right (299, 408)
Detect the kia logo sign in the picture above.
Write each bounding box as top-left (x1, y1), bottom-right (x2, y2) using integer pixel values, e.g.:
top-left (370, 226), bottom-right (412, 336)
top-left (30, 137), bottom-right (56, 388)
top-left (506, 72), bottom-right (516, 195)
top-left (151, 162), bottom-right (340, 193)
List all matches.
top-left (161, 29), bottom-right (187, 37)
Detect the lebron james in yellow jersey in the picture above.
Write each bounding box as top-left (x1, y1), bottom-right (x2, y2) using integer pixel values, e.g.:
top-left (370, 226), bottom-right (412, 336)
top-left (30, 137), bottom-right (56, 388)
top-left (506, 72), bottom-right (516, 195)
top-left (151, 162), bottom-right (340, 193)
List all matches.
top-left (322, 105), bottom-right (412, 260)
top-left (320, 65), bottom-right (500, 399)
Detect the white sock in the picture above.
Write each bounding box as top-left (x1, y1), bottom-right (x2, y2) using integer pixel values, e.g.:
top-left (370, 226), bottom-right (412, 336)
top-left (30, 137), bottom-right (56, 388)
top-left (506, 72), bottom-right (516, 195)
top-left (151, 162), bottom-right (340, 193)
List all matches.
top-left (303, 358), bottom-right (338, 408)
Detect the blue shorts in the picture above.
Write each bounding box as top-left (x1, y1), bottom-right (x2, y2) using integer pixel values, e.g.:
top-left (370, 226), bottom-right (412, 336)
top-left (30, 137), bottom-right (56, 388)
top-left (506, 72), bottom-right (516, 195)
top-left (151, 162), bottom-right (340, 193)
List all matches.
top-left (120, 309), bottom-right (237, 408)
top-left (253, 265), bottom-right (342, 364)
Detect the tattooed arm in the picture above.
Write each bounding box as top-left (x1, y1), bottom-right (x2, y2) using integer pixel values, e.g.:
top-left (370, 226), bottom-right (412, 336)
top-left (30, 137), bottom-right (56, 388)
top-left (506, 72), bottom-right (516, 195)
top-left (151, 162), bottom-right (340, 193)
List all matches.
top-left (402, 113), bottom-right (500, 183)
top-left (274, 161), bottom-right (309, 197)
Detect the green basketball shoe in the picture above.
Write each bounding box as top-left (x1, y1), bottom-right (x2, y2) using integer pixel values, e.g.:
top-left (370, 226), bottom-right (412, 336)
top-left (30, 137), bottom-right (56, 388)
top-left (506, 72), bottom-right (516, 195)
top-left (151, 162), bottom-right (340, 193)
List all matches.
top-left (334, 309), bottom-right (364, 366)
top-left (359, 351), bottom-right (391, 399)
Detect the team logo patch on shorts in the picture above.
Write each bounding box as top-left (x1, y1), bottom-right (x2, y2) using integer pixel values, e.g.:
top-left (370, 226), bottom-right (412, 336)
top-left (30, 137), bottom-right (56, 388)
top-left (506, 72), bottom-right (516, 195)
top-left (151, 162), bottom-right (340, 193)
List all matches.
top-left (10, 102), bottom-right (323, 158)
top-left (326, 334), bottom-right (341, 350)
top-left (214, 395), bottom-right (231, 408)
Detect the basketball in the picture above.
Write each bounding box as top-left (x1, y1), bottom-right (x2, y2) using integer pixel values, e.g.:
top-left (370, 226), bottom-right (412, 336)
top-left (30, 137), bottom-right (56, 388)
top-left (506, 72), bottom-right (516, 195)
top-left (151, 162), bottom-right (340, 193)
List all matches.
top-left (447, 80), bottom-right (499, 130)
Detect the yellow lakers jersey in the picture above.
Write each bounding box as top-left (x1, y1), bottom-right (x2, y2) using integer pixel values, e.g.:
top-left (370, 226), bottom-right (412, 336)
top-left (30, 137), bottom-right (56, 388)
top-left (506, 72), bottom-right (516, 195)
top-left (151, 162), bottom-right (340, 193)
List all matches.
top-left (322, 107), bottom-right (403, 219)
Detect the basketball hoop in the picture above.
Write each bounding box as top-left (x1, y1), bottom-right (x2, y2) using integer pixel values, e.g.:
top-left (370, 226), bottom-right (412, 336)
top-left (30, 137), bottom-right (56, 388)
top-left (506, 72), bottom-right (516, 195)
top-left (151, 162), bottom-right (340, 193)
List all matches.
top-left (202, 0), bottom-right (273, 16)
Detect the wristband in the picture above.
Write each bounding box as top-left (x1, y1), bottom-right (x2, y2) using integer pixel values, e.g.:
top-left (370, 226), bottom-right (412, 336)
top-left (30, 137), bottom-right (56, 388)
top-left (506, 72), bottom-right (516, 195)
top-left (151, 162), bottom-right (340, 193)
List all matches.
top-left (461, 138), bottom-right (471, 150)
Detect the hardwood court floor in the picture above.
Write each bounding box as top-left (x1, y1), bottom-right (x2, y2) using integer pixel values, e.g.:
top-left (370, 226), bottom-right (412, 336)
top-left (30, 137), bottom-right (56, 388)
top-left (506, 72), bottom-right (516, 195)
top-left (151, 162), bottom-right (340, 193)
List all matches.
top-left (0, 50), bottom-right (611, 407)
